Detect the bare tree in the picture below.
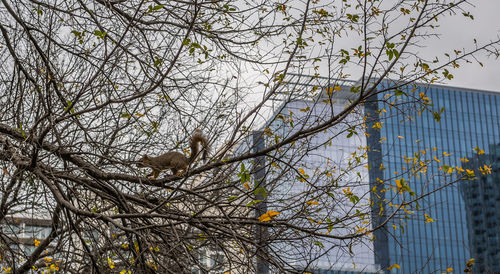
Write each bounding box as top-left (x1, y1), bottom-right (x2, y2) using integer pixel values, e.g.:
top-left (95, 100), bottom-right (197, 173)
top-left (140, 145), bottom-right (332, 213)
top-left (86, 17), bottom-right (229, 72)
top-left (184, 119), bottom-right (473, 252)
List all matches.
top-left (0, 0), bottom-right (498, 273)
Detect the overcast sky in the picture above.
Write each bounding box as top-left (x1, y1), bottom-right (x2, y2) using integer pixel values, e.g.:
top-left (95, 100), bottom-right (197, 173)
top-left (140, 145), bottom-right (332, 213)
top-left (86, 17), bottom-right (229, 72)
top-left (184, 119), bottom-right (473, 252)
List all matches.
top-left (435, 1), bottom-right (500, 92)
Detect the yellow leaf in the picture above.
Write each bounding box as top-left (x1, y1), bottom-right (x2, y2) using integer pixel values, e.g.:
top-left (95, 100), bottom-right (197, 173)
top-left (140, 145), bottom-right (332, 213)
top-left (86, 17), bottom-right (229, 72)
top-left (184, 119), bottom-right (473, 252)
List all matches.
top-left (394, 178), bottom-right (407, 191)
top-left (258, 210), bottom-right (280, 222)
top-left (372, 122), bottom-right (383, 129)
top-left (243, 182), bottom-right (250, 190)
top-left (387, 264), bottom-right (400, 270)
top-left (334, 85), bottom-right (341, 91)
top-left (473, 146), bottom-right (485, 155)
top-left (460, 157), bottom-right (469, 163)
top-left (34, 239), bottom-right (41, 247)
top-left (446, 267), bottom-right (453, 272)
top-left (479, 165), bottom-right (492, 175)
top-left (306, 200), bottom-right (319, 205)
top-left (433, 156), bottom-right (440, 162)
top-left (465, 169), bottom-right (475, 176)
top-left (397, 136), bottom-right (404, 139)
top-left (424, 213), bottom-right (435, 223)
top-left (342, 187), bottom-right (352, 195)
top-left (298, 168), bottom-right (305, 175)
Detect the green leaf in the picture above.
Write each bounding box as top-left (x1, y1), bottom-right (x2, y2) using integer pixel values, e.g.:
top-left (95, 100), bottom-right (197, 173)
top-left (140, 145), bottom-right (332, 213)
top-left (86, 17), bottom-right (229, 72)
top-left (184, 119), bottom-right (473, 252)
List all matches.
top-left (432, 112), bottom-right (441, 122)
top-left (147, 4), bottom-right (163, 13)
top-left (313, 241), bottom-right (324, 248)
top-left (387, 49), bottom-right (394, 60)
top-left (152, 5), bottom-right (163, 10)
top-left (253, 187), bottom-right (267, 198)
top-left (71, 30), bottom-right (82, 38)
top-left (94, 30), bottom-right (106, 39)
top-left (393, 89), bottom-right (406, 96)
top-left (154, 56), bottom-right (163, 67)
top-left (64, 100), bottom-right (75, 113)
top-left (346, 14), bottom-right (359, 23)
top-left (349, 194), bottom-right (360, 204)
top-left (35, 7), bottom-right (43, 15)
top-left (442, 69), bottom-right (453, 80)
top-left (246, 200), bottom-right (262, 207)
top-left (350, 86), bottom-right (360, 93)
top-left (238, 163), bottom-right (250, 183)
top-left (393, 49), bottom-right (400, 59)
top-left (120, 112), bottom-right (132, 119)
top-left (347, 127), bottom-right (358, 138)
top-left (462, 12), bottom-right (474, 20)
top-left (432, 107), bottom-right (445, 122)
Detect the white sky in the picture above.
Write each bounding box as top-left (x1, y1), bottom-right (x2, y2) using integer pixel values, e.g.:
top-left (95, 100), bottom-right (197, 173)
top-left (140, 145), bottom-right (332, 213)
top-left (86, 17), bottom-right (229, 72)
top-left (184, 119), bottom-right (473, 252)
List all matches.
top-left (432, 1), bottom-right (500, 92)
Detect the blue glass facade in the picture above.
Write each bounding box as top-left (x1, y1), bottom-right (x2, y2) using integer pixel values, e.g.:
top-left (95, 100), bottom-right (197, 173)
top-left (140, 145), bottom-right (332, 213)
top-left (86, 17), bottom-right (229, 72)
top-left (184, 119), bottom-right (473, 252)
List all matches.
top-left (459, 143), bottom-right (500, 273)
top-left (367, 83), bottom-right (500, 273)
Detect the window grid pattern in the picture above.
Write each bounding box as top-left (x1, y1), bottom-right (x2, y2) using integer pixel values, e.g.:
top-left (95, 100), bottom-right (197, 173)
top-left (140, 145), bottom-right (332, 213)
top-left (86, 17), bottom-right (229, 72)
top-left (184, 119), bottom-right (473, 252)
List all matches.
top-left (375, 85), bottom-right (500, 273)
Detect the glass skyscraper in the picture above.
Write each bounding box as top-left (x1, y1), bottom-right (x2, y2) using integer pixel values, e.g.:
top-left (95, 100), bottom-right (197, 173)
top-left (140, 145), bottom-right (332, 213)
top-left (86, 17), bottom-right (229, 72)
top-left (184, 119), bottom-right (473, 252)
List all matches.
top-left (366, 82), bottom-right (500, 273)
top-left (459, 143), bottom-right (500, 273)
top-left (260, 75), bottom-right (499, 273)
